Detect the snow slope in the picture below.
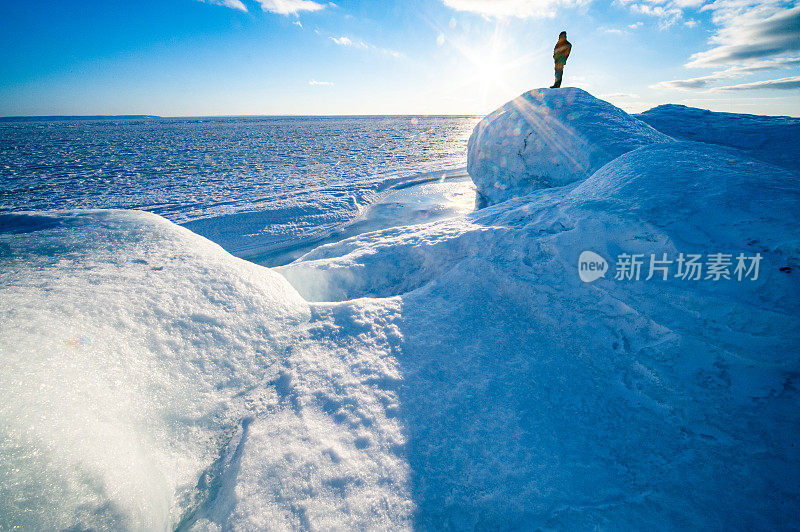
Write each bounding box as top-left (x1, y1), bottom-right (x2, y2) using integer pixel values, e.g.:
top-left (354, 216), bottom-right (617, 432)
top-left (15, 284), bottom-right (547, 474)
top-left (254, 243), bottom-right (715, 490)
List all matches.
top-left (467, 88), bottom-right (671, 206)
top-left (279, 95), bottom-right (800, 528)
top-left (2, 90), bottom-right (799, 530)
top-left (279, 139), bottom-right (800, 529)
top-left (0, 211), bottom-right (412, 530)
top-left (637, 104), bottom-right (800, 173)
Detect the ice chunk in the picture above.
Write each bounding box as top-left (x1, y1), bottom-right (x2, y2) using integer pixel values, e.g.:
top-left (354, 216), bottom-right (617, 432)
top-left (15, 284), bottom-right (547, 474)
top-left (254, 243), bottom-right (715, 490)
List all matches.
top-left (467, 88), bottom-right (671, 206)
top-left (0, 210), bottom-right (413, 531)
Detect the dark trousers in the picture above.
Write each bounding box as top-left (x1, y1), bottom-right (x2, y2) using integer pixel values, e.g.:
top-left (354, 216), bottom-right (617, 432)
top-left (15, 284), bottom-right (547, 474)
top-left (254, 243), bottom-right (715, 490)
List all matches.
top-left (552, 64), bottom-right (565, 88)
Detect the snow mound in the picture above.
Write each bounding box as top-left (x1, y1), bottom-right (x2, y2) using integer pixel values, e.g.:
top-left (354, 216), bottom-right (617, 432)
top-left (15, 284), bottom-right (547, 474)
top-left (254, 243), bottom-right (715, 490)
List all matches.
top-left (0, 210), bottom-right (303, 529)
top-left (467, 88), bottom-right (671, 206)
top-left (278, 139), bottom-right (800, 528)
top-left (637, 104), bottom-right (800, 173)
top-left (0, 211), bottom-right (412, 530)
top-left (572, 141), bottom-right (800, 255)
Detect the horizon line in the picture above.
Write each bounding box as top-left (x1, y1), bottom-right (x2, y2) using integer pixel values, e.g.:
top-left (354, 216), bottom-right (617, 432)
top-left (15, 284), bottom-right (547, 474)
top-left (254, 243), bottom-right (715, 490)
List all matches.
top-left (0, 113), bottom-right (491, 121)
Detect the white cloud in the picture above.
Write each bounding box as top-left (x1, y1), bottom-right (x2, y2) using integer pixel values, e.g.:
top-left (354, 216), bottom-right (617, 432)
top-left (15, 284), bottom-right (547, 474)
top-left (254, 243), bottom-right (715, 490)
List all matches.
top-left (713, 75), bottom-right (800, 91)
top-left (293, 20), bottom-right (303, 28)
top-left (441, 0), bottom-right (586, 18)
top-left (199, 0), bottom-right (324, 14)
top-left (686, 4), bottom-right (800, 68)
top-left (201, 0), bottom-right (248, 11)
top-left (615, 0), bottom-right (685, 27)
top-left (626, 2), bottom-right (683, 26)
top-left (652, 58), bottom-right (800, 90)
top-left (671, 0), bottom-right (703, 8)
top-left (652, 2), bottom-right (800, 92)
top-left (254, 0), bottom-right (324, 14)
top-left (309, 79), bottom-right (334, 86)
top-left (330, 35), bottom-right (402, 57)
top-left (331, 36), bottom-right (366, 48)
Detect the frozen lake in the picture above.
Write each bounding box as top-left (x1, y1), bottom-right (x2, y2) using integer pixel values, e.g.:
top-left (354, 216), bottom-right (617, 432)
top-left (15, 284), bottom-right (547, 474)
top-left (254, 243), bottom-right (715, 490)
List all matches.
top-left (0, 115), bottom-right (481, 263)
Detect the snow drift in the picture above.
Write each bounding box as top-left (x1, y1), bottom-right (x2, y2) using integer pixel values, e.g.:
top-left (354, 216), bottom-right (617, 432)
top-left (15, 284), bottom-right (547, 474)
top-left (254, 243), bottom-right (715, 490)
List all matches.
top-left (278, 134), bottom-right (800, 528)
top-left (279, 93), bottom-right (800, 528)
top-left (0, 211), bottom-right (412, 530)
top-left (636, 104), bottom-right (800, 173)
top-left (2, 90), bottom-right (799, 530)
top-left (467, 88), bottom-right (671, 206)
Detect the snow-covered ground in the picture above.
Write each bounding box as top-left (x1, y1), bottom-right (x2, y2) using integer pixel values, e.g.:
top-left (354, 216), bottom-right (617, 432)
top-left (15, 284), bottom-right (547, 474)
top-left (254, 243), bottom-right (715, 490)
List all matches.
top-left (636, 104), bottom-right (800, 173)
top-left (1, 89), bottom-right (799, 530)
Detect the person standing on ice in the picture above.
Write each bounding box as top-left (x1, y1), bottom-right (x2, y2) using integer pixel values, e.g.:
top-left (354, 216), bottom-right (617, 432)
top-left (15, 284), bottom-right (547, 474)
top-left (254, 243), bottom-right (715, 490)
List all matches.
top-left (550, 31), bottom-right (572, 88)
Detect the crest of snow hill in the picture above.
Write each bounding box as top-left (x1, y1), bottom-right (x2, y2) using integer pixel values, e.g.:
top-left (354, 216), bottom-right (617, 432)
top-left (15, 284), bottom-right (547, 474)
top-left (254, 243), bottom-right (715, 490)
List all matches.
top-left (467, 87), bottom-right (799, 206)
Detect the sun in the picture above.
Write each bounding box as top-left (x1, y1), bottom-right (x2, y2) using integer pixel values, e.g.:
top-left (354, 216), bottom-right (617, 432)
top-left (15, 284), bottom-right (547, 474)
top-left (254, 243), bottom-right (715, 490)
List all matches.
top-left (445, 22), bottom-right (537, 112)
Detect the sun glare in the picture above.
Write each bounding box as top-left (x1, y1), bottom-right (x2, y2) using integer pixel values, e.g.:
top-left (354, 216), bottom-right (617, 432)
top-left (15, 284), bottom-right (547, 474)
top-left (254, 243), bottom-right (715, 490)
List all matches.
top-left (447, 22), bottom-right (537, 113)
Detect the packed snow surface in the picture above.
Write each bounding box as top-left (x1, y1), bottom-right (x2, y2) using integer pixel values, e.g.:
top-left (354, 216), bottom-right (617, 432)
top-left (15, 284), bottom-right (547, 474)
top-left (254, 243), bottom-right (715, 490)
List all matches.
top-left (636, 104), bottom-right (800, 173)
top-left (2, 91), bottom-right (800, 530)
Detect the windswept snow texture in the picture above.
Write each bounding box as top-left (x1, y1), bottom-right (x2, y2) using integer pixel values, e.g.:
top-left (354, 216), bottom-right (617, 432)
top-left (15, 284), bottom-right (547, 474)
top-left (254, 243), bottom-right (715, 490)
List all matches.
top-left (637, 104), bottom-right (800, 173)
top-left (3, 93), bottom-right (800, 530)
top-left (467, 88), bottom-right (671, 206)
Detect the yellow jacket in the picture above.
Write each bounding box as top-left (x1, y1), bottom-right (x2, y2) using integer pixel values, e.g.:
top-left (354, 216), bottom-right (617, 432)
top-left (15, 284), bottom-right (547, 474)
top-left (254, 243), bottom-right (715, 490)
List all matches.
top-left (554, 39), bottom-right (572, 65)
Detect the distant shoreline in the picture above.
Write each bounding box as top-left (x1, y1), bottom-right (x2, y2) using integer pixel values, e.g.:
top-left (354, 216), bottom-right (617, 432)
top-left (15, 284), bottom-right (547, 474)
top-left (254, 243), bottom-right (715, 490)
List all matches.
top-left (0, 115), bottom-right (161, 122)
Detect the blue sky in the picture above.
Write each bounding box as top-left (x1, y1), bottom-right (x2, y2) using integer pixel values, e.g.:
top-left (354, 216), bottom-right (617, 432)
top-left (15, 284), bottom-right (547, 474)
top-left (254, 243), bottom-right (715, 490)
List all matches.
top-left (1, 0), bottom-right (798, 116)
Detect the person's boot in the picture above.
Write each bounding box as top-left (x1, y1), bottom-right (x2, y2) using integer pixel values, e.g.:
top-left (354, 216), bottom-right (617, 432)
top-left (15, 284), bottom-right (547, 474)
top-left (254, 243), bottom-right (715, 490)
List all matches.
top-left (551, 69), bottom-right (563, 88)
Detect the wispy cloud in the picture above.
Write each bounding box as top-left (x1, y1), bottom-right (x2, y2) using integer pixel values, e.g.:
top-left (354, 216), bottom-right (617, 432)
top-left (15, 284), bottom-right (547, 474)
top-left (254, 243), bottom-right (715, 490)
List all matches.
top-left (653, 58), bottom-right (800, 90)
top-left (330, 35), bottom-right (402, 58)
top-left (330, 36), bottom-right (367, 48)
top-left (713, 75), bottom-right (800, 91)
top-left (441, 0), bottom-right (587, 19)
top-left (651, 2), bottom-right (800, 92)
top-left (619, 1), bottom-right (683, 27)
top-left (200, 0), bottom-right (325, 14)
top-left (253, 0), bottom-right (325, 14)
top-left (200, 0), bottom-right (248, 12)
top-left (309, 79), bottom-right (334, 86)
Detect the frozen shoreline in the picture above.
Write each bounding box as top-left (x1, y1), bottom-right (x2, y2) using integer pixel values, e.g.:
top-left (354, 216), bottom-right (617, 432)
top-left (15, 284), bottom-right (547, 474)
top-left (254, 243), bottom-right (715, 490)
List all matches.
top-left (183, 167), bottom-right (476, 268)
top-left (1, 90), bottom-right (799, 530)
